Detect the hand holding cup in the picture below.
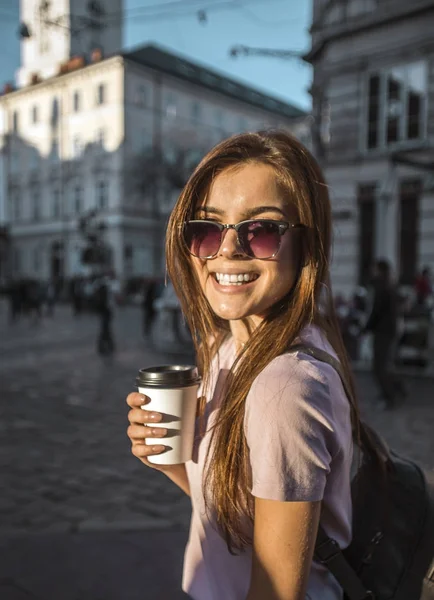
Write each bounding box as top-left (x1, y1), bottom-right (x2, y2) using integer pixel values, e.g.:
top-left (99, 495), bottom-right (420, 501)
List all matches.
top-left (126, 392), bottom-right (172, 471)
top-left (128, 365), bottom-right (201, 467)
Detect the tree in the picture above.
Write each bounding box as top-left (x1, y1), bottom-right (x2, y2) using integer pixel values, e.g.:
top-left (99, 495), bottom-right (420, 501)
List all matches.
top-left (125, 146), bottom-right (203, 214)
top-left (78, 210), bottom-right (111, 271)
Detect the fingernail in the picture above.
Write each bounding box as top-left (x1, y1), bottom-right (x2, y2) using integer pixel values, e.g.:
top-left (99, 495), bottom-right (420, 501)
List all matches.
top-left (152, 428), bottom-right (167, 437)
top-left (152, 445), bottom-right (165, 452)
top-left (147, 412), bottom-right (162, 422)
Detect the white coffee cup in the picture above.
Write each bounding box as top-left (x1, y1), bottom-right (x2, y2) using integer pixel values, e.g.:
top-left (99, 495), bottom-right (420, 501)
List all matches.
top-left (137, 365), bottom-right (201, 465)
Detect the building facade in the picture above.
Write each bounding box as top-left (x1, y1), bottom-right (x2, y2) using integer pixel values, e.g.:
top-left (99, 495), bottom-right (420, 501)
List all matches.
top-left (0, 0), bottom-right (308, 284)
top-left (306, 0), bottom-right (434, 297)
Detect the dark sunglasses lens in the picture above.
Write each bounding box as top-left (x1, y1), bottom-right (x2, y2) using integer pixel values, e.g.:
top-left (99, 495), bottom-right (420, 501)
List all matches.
top-left (239, 221), bottom-right (281, 258)
top-left (184, 222), bottom-right (222, 257)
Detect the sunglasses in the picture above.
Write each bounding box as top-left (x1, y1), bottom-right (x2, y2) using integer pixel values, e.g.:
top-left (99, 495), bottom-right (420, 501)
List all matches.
top-left (183, 219), bottom-right (304, 260)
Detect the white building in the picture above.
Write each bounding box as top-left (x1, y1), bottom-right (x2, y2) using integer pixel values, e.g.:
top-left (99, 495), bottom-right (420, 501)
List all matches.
top-left (0, 0), bottom-right (309, 284)
top-left (305, 0), bottom-right (434, 297)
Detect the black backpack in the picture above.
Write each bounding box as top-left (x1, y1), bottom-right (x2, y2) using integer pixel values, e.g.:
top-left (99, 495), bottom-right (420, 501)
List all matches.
top-left (292, 345), bottom-right (434, 600)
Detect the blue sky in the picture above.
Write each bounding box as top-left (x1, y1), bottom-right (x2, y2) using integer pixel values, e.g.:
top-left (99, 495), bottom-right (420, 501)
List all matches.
top-left (0, 0), bottom-right (312, 110)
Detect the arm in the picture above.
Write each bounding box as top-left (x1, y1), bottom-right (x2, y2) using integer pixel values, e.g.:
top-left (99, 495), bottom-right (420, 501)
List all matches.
top-left (243, 356), bottom-right (338, 600)
top-left (246, 498), bottom-right (321, 600)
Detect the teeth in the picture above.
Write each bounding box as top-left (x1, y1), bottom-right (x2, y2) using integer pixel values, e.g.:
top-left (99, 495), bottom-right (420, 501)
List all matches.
top-left (215, 272), bottom-right (257, 285)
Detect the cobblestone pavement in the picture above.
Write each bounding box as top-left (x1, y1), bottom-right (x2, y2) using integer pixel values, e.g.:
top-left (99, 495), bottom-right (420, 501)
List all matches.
top-left (0, 301), bottom-right (432, 599)
top-left (0, 303), bottom-right (195, 536)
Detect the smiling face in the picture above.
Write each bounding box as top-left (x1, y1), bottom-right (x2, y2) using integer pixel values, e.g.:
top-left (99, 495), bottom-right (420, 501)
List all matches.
top-left (190, 162), bottom-right (301, 324)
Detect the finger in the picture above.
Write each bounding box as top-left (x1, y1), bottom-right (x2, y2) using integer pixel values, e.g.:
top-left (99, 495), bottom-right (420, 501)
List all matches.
top-left (128, 408), bottom-right (162, 425)
top-left (131, 443), bottom-right (166, 459)
top-left (126, 392), bottom-right (150, 409)
top-left (127, 424), bottom-right (167, 440)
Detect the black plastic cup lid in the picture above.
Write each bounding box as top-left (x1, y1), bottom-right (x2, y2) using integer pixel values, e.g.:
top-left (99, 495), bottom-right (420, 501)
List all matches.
top-left (136, 365), bottom-right (201, 389)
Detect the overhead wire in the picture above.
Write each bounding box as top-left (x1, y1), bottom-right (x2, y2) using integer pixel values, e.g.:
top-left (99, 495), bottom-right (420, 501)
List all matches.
top-left (95, 0), bottom-right (285, 24)
top-left (236, 4), bottom-right (304, 28)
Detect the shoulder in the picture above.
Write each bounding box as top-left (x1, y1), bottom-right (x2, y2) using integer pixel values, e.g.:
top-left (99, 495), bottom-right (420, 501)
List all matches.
top-left (248, 326), bottom-right (343, 406)
top-left (244, 330), bottom-right (350, 450)
top-left (246, 350), bottom-right (331, 415)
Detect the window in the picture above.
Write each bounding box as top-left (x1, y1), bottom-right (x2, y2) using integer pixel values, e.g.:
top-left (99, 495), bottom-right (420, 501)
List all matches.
top-left (74, 185), bottom-right (83, 214)
top-left (135, 84), bottom-right (148, 106)
top-left (12, 111), bottom-right (19, 133)
top-left (10, 149), bottom-right (19, 174)
top-left (51, 98), bottom-right (59, 128)
top-left (399, 179), bottom-right (421, 284)
top-left (319, 99), bottom-right (331, 147)
top-left (73, 91), bottom-right (81, 112)
top-left (357, 184), bottom-right (376, 285)
top-left (52, 189), bottom-right (60, 219)
top-left (13, 193), bottom-right (21, 221)
top-left (31, 105), bottom-right (39, 124)
top-left (96, 181), bottom-right (108, 210)
top-left (164, 92), bottom-right (177, 118)
top-left (50, 139), bottom-right (60, 162)
top-left (34, 246), bottom-right (41, 272)
top-left (96, 83), bottom-right (106, 105)
top-left (136, 128), bottom-right (152, 153)
top-left (29, 148), bottom-right (40, 170)
top-left (32, 189), bottom-right (41, 221)
top-left (9, 191), bottom-right (19, 222)
top-left (124, 244), bottom-right (133, 274)
top-left (365, 61), bottom-right (427, 150)
top-left (191, 101), bottom-right (201, 122)
top-left (72, 135), bottom-right (82, 158)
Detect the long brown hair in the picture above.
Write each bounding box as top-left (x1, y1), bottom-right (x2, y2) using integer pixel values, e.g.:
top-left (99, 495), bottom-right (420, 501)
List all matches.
top-left (166, 130), bottom-right (370, 553)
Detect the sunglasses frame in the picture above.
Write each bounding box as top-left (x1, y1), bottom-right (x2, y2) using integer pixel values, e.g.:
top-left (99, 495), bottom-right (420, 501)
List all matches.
top-left (183, 218), bottom-right (304, 260)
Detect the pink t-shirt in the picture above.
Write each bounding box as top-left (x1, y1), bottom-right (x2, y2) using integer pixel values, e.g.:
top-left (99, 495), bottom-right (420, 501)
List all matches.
top-left (183, 326), bottom-right (353, 600)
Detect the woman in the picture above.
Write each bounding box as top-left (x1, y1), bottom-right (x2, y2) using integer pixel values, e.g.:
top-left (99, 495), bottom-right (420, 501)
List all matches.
top-left (126, 131), bottom-right (365, 599)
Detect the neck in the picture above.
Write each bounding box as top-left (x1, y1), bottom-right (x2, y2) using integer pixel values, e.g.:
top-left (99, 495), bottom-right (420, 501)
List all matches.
top-left (229, 315), bottom-right (262, 350)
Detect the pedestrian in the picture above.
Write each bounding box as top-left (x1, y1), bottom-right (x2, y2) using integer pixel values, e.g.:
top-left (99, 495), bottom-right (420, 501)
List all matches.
top-left (95, 272), bottom-right (116, 356)
top-left (363, 259), bottom-right (406, 409)
top-left (126, 131), bottom-right (384, 600)
top-left (7, 279), bottom-right (21, 323)
top-left (415, 266), bottom-right (432, 307)
top-left (141, 278), bottom-right (157, 337)
top-left (71, 276), bottom-right (84, 315)
top-left (27, 279), bottom-right (42, 325)
top-left (45, 279), bottom-right (56, 317)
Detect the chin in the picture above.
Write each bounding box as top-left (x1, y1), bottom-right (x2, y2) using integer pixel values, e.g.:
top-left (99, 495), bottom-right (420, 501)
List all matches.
top-left (209, 298), bottom-right (265, 322)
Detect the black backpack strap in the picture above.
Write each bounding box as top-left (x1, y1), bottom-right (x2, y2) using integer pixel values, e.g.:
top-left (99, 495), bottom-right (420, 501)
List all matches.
top-left (289, 344), bottom-right (375, 600)
top-left (315, 525), bottom-right (374, 600)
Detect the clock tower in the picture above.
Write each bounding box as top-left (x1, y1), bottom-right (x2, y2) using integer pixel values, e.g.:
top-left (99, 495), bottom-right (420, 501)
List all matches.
top-left (17, 0), bottom-right (123, 87)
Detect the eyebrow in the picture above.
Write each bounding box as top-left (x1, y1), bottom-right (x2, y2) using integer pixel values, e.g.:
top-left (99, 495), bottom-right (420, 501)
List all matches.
top-left (195, 205), bottom-right (287, 219)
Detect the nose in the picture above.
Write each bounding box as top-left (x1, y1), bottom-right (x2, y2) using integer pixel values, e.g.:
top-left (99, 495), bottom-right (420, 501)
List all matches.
top-left (218, 228), bottom-right (245, 259)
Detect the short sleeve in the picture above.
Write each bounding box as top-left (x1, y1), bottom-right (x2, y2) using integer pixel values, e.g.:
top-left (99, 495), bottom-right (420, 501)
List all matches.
top-left (244, 354), bottom-right (338, 502)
